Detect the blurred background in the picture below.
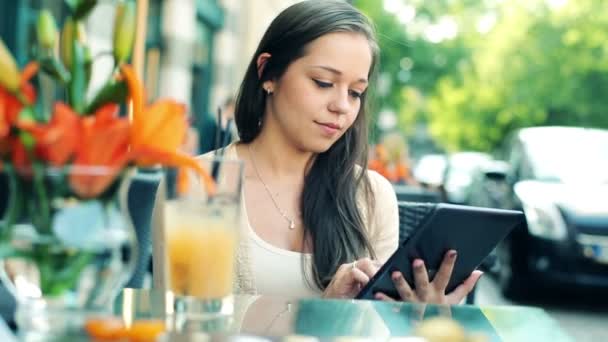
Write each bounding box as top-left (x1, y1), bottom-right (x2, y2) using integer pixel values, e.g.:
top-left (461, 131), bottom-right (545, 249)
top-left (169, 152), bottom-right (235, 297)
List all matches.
top-left (1, 0), bottom-right (607, 340)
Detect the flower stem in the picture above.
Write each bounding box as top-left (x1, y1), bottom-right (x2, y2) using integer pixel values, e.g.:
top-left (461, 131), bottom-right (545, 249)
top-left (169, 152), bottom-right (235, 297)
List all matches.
top-left (0, 164), bottom-right (22, 240)
top-left (32, 163), bottom-right (51, 234)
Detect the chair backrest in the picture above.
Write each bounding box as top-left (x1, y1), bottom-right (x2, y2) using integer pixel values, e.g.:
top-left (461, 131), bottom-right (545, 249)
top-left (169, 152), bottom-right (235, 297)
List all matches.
top-left (125, 169), bottom-right (163, 288)
top-left (397, 201), bottom-right (435, 244)
top-left (393, 184), bottom-right (441, 203)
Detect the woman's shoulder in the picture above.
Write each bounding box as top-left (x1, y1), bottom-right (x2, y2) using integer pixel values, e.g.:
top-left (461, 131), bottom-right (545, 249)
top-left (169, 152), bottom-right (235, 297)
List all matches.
top-left (359, 167), bottom-right (399, 259)
top-left (356, 165), bottom-right (394, 197)
top-left (367, 168), bottom-right (397, 207)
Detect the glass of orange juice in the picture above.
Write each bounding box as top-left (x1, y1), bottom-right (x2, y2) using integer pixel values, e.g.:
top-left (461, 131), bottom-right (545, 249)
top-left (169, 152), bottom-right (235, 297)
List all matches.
top-left (163, 156), bottom-right (242, 321)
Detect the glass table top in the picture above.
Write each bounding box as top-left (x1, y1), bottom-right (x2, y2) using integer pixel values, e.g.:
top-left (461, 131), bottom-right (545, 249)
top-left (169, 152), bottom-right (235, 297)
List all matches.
top-left (112, 289), bottom-right (573, 342)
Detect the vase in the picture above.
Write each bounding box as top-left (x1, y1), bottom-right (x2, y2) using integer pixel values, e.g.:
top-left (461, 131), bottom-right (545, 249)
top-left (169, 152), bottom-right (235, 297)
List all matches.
top-left (0, 164), bottom-right (138, 340)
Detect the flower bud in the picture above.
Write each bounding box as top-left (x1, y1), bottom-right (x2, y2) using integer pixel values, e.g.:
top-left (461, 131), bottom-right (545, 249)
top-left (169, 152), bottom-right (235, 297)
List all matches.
top-left (60, 17), bottom-right (87, 69)
top-left (37, 10), bottom-right (58, 51)
top-left (113, 1), bottom-right (136, 63)
top-left (0, 38), bottom-right (20, 92)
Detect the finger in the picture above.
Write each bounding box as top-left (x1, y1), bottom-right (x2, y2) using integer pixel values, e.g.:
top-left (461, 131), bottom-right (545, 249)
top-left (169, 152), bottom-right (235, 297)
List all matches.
top-left (433, 250), bottom-right (458, 291)
top-left (412, 259), bottom-right (430, 299)
top-left (392, 271), bottom-right (416, 302)
top-left (331, 263), bottom-right (355, 287)
top-left (351, 267), bottom-right (371, 286)
top-left (446, 270), bottom-right (484, 304)
top-left (336, 263), bottom-right (352, 276)
top-left (355, 258), bottom-right (379, 278)
top-left (374, 292), bottom-right (396, 302)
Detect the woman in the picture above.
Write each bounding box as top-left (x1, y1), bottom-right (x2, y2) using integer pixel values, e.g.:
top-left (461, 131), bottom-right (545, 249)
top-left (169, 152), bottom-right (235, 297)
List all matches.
top-left (155, 0), bottom-right (481, 304)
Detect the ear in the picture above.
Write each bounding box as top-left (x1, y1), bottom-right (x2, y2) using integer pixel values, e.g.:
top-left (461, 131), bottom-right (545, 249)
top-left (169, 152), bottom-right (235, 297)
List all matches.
top-left (256, 53), bottom-right (272, 79)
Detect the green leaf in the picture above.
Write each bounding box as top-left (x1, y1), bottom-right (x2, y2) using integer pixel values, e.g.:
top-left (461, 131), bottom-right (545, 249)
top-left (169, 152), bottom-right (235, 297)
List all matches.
top-left (39, 56), bottom-right (71, 84)
top-left (38, 250), bottom-right (93, 296)
top-left (65, 0), bottom-right (98, 20)
top-left (0, 245), bottom-right (33, 260)
top-left (18, 131), bottom-right (36, 150)
top-left (17, 107), bottom-right (37, 123)
top-left (84, 80), bottom-right (128, 114)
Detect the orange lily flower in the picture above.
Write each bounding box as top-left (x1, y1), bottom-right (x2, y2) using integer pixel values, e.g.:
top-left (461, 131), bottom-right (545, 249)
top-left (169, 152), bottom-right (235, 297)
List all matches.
top-left (69, 103), bottom-right (131, 198)
top-left (0, 112), bottom-right (8, 157)
top-left (18, 102), bottom-right (80, 167)
top-left (120, 64), bottom-right (215, 193)
top-left (10, 137), bottom-right (31, 172)
top-left (0, 62), bottom-right (38, 125)
top-left (0, 62), bottom-right (38, 158)
top-left (120, 65), bottom-right (188, 165)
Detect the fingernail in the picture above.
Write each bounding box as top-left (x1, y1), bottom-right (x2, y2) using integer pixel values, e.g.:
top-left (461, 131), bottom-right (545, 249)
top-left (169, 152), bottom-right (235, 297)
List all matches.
top-left (413, 259), bottom-right (424, 269)
top-left (392, 272), bottom-right (401, 281)
top-left (449, 250), bottom-right (457, 259)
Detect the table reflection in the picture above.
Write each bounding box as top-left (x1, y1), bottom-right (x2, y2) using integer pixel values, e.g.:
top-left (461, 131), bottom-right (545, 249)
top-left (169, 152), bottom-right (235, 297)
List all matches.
top-left (114, 289), bottom-right (572, 342)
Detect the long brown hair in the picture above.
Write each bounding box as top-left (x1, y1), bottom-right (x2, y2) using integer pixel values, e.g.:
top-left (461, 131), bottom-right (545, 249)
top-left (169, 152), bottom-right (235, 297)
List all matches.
top-left (234, 0), bottom-right (380, 290)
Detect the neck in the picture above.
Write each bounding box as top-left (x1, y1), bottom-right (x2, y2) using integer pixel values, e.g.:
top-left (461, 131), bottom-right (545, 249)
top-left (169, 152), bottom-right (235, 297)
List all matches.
top-left (249, 120), bottom-right (314, 181)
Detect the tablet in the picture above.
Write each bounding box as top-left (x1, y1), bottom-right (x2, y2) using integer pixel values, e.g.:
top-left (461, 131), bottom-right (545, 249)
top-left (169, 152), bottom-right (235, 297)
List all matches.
top-left (356, 203), bottom-right (524, 300)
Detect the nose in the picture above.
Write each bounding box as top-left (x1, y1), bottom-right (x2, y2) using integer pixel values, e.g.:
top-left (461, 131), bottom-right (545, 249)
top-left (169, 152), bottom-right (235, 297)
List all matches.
top-left (328, 87), bottom-right (350, 115)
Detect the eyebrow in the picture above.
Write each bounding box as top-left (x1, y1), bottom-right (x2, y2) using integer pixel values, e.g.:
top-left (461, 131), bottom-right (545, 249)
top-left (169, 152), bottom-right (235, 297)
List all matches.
top-left (311, 65), bottom-right (368, 84)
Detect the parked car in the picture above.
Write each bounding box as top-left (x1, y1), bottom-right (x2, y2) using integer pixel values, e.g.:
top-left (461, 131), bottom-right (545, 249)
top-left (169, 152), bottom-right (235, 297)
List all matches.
top-left (467, 159), bottom-right (511, 209)
top-left (495, 126), bottom-right (608, 299)
top-left (412, 154), bottom-right (447, 189)
top-left (442, 152), bottom-right (492, 204)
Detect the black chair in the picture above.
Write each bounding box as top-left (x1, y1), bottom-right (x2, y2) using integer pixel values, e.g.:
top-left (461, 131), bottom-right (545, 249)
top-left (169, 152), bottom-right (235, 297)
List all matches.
top-left (125, 169), bottom-right (163, 289)
top-left (397, 201), bottom-right (487, 304)
top-left (393, 184), bottom-right (441, 203)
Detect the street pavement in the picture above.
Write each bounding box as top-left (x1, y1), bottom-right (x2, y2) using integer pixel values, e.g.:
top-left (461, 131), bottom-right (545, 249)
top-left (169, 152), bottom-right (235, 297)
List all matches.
top-left (475, 275), bottom-right (608, 341)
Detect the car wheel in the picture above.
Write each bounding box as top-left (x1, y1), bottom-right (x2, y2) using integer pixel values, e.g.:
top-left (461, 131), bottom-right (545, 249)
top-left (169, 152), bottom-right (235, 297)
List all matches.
top-left (496, 237), bottom-right (530, 300)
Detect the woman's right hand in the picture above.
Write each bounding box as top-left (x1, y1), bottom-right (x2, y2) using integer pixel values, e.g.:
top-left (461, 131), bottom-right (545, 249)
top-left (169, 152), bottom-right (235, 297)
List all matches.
top-left (322, 258), bottom-right (380, 299)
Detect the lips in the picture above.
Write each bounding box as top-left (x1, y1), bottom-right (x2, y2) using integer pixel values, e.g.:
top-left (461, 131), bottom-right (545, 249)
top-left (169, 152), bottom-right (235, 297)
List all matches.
top-left (316, 121), bottom-right (341, 130)
top-left (315, 121), bottom-right (341, 136)
top-left (323, 123), bottom-right (340, 130)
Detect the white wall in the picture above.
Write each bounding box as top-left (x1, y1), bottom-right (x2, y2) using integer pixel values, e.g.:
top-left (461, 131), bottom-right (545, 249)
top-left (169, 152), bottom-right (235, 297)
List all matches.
top-left (210, 0), bottom-right (303, 112)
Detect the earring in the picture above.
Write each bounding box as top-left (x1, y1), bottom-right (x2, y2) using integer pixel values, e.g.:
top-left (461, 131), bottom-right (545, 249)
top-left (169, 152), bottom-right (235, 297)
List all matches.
top-left (265, 87), bottom-right (272, 95)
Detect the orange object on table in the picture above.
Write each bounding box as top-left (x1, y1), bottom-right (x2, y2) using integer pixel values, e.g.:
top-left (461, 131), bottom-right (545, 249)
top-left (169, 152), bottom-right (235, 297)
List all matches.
top-left (85, 317), bottom-right (165, 341)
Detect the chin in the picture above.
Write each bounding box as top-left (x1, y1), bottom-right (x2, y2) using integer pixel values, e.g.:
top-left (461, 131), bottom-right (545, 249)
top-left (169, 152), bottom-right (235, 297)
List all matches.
top-left (305, 139), bottom-right (336, 154)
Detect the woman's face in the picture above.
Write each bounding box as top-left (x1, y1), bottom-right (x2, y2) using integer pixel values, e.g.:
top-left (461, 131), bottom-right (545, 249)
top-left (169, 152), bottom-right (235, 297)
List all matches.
top-left (263, 32), bottom-right (372, 153)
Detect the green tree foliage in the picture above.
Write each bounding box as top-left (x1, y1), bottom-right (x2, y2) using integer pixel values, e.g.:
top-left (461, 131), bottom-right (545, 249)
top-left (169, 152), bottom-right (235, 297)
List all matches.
top-left (355, 0), bottom-right (608, 152)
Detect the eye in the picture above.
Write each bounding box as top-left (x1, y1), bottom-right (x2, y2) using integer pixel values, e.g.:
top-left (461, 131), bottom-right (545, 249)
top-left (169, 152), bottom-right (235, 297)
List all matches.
top-left (313, 79), bottom-right (333, 88)
top-left (349, 90), bottom-right (363, 99)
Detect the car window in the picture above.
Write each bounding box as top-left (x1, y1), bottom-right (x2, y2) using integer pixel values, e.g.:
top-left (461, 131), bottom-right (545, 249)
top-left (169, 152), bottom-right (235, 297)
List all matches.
top-left (522, 129), bottom-right (608, 184)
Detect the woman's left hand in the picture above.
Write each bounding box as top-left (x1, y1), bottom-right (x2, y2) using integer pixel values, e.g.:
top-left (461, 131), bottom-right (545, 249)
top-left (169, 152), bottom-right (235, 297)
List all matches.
top-left (374, 250), bottom-right (483, 305)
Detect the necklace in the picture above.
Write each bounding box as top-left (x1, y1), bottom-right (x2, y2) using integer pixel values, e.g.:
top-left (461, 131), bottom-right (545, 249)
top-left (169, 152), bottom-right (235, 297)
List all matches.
top-left (248, 144), bottom-right (296, 230)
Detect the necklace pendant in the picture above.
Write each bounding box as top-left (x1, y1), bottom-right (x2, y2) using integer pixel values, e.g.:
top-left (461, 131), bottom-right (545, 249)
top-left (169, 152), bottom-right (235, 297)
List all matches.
top-left (289, 220), bottom-right (295, 230)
